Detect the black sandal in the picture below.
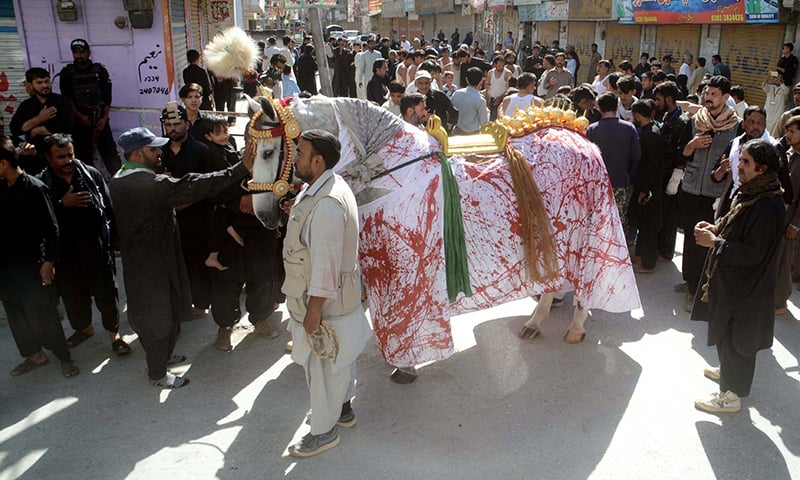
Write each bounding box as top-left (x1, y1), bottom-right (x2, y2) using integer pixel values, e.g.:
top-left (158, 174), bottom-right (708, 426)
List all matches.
top-left (111, 339), bottom-right (132, 355)
top-left (166, 354), bottom-right (187, 366)
top-left (10, 358), bottom-right (49, 377)
top-left (152, 374), bottom-right (190, 389)
top-left (66, 330), bottom-right (94, 348)
top-left (60, 361), bottom-right (80, 378)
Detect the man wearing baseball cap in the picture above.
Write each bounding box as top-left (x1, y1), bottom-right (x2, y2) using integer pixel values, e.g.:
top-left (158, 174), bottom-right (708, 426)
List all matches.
top-left (110, 127), bottom-right (254, 389)
top-left (58, 38), bottom-right (121, 175)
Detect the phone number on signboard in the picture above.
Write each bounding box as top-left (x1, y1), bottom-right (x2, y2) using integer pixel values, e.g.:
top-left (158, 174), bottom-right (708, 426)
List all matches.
top-left (710, 14), bottom-right (744, 21)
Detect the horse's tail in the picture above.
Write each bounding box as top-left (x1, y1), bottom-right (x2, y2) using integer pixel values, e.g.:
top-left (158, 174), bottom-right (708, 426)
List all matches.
top-left (505, 145), bottom-right (560, 283)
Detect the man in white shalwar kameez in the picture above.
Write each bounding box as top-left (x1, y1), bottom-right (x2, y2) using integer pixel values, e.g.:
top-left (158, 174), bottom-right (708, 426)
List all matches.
top-left (283, 130), bottom-right (371, 458)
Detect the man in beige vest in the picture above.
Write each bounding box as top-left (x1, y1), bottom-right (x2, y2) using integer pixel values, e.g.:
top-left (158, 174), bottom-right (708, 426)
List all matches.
top-left (283, 130), bottom-right (371, 458)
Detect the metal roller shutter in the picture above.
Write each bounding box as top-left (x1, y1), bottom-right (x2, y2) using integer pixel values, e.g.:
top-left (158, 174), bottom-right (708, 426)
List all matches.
top-left (456, 13), bottom-right (475, 41)
top-left (0, 0), bottom-right (25, 135)
top-left (397, 18), bottom-right (423, 42)
top-left (605, 23), bottom-right (640, 65)
top-left (719, 24), bottom-right (785, 107)
top-left (654, 25), bottom-right (700, 66)
top-left (567, 21), bottom-right (595, 84)
top-left (189, 0), bottom-right (204, 51)
top-left (171, 0), bottom-right (189, 91)
top-left (534, 21), bottom-right (559, 47)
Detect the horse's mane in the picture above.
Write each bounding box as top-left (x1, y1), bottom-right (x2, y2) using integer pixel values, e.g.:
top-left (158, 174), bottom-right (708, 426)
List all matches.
top-left (286, 96), bottom-right (407, 204)
top-left (291, 96), bottom-right (405, 160)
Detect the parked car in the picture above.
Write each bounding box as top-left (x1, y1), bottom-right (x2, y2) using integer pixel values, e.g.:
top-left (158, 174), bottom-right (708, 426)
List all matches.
top-left (324, 24), bottom-right (343, 41)
top-left (343, 30), bottom-right (360, 43)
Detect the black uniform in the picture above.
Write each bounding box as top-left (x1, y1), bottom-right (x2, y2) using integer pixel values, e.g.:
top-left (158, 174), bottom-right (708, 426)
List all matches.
top-left (295, 51), bottom-right (318, 95)
top-left (205, 142), bottom-right (285, 330)
top-left (162, 136), bottom-right (213, 311)
top-left (424, 89), bottom-right (459, 130)
top-left (183, 64), bottom-right (215, 110)
top-left (9, 93), bottom-right (75, 175)
top-left (629, 122), bottom-right (666, 270)
top-left (58, 61), bottom-right (122, 174)
top-left (367, 74), bottom-right (388, 104)
top-left (333, 47), bottom-right (356, 98)
top-left (0, 172), bottom-right (72, 362)
top-left (38, 160), bottom-right (119, 336)
top-left (656, 106), bottom-right (691, 261)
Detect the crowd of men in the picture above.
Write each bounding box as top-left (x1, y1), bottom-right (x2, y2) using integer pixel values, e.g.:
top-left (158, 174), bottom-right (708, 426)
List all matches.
top-left (3, 29), bottom-right (800, 456)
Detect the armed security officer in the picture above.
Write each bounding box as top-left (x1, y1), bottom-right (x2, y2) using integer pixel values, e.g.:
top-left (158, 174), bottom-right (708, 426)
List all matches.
top-left (58, 39), bottom-right (122, 175)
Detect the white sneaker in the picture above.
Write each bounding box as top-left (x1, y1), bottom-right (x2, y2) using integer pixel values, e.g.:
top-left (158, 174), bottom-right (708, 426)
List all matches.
top-left (704, 366), bottom-right (720, 382)
top-left (695, 390), bottom-right (741, 413)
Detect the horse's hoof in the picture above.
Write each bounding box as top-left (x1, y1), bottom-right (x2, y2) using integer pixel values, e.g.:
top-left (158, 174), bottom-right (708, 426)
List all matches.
top-left (563, 330), bottom-right (586, 344)
top-left (390, 367), bottom-right (418, 384)
top-left (518, 326), bottom-right (541, 340)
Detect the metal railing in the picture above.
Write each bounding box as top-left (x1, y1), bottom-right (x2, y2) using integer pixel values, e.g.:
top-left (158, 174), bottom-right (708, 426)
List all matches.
top-left (109, 107), bottom-right (250, 140)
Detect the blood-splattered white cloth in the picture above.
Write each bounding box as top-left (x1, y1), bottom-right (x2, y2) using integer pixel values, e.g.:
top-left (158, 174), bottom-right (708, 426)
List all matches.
top-left (334, 123), bottom-right (640, 368)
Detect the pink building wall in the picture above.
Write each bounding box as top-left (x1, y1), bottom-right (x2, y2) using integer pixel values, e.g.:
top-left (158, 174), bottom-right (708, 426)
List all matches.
top-left (15, 0), bottom-right (179, 137)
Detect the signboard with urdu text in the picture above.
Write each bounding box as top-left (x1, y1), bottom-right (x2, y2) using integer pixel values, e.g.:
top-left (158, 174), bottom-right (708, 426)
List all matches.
top-left (617, 0), bottom-right (778, 24)
top-left (417, 0), bottom-right (454, 14)
top-left (518, 0), bottom-right (568, 21)
top-left (281, 0), bottom-right (337, 10)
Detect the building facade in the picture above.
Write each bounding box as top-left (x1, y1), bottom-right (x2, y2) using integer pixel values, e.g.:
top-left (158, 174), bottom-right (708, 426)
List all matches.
top-left (10, 0), bottom-right (234, 138)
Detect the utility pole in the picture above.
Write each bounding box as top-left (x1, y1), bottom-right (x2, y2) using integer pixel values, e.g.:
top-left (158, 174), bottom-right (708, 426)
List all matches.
top-left (308, 6), bottom-right (333, 96)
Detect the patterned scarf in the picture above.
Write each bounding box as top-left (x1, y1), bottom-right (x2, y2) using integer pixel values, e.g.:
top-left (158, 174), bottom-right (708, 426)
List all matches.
top-left (700, 171), bottom-right (783, 302)
top-left (693, 104), bottom-right (739, 133)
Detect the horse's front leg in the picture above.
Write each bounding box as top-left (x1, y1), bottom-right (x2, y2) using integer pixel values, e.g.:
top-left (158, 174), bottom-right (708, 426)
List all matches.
top-left (564, 303), bottom-right (589, 344)
top-left (518, 292), bottom-right (554, 339)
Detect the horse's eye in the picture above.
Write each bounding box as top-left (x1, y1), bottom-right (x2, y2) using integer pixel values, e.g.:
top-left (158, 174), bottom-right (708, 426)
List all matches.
top-left (261, 149), bottom-right (274, 159)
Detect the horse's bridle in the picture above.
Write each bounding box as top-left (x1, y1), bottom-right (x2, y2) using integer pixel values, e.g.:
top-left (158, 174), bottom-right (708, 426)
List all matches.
top-left (246, 97), bottom-right (302, 196)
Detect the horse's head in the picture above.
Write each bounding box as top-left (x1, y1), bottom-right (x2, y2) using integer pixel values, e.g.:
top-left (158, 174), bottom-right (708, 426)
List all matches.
top-left (246, 96), bottom-right (298, 229)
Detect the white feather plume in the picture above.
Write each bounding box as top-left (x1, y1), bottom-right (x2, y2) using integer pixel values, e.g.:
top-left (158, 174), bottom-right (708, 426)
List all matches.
top-left (203, 27), bottom-right (258, 79)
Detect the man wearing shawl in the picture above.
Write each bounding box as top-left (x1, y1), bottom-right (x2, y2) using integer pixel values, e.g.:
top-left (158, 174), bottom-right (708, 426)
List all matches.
top-left (691, 139), bottom-right (785, 413)
top-left (678, 76), bottom-right (740, 311)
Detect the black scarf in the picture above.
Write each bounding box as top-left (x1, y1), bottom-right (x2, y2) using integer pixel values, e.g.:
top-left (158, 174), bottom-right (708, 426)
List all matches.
top-left (700, 171), bottom-right (783, 302)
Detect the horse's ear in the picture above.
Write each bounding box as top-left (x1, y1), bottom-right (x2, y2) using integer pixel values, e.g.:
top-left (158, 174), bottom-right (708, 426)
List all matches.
top-left (246, 96), bottom-right (261, 117)
top-left (260, 97), bottom-right (277, 122)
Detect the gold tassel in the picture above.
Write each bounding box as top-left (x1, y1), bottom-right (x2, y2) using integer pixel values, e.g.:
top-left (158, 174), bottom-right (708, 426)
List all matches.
top-left (505, 145), bottom-right (559, 283)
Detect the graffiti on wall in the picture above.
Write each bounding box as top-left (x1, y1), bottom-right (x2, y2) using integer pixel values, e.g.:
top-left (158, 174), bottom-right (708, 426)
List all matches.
top-left (40, 57), bottom-right (59, 79)
top-left (0, 72), bottom-right (17, 114)
top-left (138, 45), bottom-right (170, 96)
top-left (209, 0), bottom-right (231, 23)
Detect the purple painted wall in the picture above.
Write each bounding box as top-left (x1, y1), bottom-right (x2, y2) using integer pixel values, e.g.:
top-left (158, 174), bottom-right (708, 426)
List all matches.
top-left (15, 0), bottom-right (178, 138)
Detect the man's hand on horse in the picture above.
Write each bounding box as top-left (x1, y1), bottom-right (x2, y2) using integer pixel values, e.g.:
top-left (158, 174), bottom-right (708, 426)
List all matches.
top-left (242, 140), bottom-right (257, 173)
top-left (279, 197), bottom-right (295, 215)
top-left (239, 195), bottom-right (254, 215)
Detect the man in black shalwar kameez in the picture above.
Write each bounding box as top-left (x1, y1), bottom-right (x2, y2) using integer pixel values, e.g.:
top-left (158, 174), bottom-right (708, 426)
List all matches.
top-left (692, 139), bottom-right (785, 413)
top-left (111, 127), bottom-right (252, 388)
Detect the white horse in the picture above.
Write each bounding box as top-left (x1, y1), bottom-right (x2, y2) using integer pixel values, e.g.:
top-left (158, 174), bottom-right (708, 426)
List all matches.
top-left (246, 96), bottom-right (640, 381)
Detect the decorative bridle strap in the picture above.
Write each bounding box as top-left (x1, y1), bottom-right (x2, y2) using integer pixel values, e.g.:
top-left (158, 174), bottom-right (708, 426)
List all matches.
top-left (246, 97), bottom-right (302, 196)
